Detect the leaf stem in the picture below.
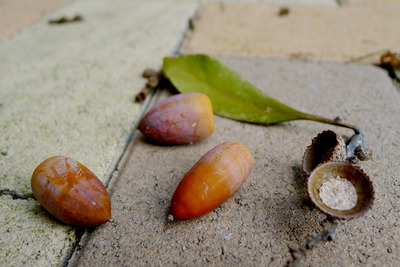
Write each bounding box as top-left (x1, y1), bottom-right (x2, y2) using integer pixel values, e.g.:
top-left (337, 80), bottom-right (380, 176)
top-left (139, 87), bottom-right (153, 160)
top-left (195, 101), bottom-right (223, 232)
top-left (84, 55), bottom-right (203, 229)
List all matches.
top-left (295, 111), bottom-right (372, 162)
top-left (297, 111), bottom-right (361, 135)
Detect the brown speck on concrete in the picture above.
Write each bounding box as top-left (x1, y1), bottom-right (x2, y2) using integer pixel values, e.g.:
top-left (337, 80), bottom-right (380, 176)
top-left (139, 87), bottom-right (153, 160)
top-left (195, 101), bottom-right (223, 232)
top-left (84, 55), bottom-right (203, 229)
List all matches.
top-left (278, 7), bottom-right (290, 17)
top-left (48, 14), bottom-right (83, 24)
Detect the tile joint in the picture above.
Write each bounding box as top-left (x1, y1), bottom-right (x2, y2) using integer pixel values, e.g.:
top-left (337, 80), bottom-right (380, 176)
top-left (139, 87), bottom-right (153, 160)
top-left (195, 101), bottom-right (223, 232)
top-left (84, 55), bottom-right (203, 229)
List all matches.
top-left (0, 189), bottom-right (34, 200)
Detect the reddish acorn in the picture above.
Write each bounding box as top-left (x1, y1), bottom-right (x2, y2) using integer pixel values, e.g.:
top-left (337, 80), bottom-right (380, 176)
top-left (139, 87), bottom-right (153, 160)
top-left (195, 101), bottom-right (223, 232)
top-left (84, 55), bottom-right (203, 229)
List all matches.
top-left (31, 156), bottom-right (111, 227)
top-left (138, 93), bottom-right (215, 144)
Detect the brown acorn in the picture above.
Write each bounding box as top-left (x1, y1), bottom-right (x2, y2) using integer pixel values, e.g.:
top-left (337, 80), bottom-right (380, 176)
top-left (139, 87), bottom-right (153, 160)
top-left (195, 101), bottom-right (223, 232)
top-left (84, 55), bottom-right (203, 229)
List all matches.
top-left (302, 130), bottom-right (346, 175)
top-left (31, 156), bottom-right (111, 227)
top-left (307, 161), bottom-right (374, 220)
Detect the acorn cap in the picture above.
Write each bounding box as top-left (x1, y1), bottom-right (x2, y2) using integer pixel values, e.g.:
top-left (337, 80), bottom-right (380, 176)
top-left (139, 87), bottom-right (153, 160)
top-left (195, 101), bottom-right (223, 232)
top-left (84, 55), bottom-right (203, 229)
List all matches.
top-left (307, 161), bottom-right (374, 220)
top-left (302, 130), bottom-right (346, 175)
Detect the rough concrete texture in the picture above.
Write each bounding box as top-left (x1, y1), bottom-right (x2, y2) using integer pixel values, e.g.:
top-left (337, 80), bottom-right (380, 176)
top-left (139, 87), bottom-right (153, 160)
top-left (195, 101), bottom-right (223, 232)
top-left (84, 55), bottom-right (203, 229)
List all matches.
top-left (180, 3), bottom-right (400, 64)
top-left (0, 0), bottom-right (197, 266)
top-left (0, 195), bottom-right (77, 266)
top-left (339, 0), bottom-right (400, 7)
top-left (0, 0), bottom-right (196, 197)
top-left (207, 0), bottom-right (337, 5)
top-left (0, 0), bottom-right (71, 41)
top-left (69, 58), bottom-right (399, 266)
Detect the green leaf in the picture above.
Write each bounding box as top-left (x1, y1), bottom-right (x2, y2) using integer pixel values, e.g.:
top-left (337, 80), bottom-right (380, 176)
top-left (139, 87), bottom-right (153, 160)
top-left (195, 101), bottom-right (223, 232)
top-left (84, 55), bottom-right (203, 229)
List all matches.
top-left (162, 54), bottom-right (308, 124)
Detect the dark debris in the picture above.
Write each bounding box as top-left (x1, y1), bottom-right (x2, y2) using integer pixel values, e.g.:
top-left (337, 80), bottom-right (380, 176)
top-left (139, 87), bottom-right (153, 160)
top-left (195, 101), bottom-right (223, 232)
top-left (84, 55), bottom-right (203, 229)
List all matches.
top-left (286, 217), bottom-right (338, 267)
top-left (49, 15), bottom-right (83, 24)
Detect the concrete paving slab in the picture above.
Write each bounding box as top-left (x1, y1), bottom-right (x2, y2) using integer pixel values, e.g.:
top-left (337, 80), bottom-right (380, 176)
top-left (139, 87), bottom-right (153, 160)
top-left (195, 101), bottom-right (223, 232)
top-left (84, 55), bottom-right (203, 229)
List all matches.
top-left (69, 58), bottom-right (400, 266)
top-left (0, 195), bottom-right (77, 266)
top-left (180, 3), bottom-right (400, 64)
top-left (0, 0), bottom-right (71, 41)
top-left (0, 0), bottom-right (196, 197)
top-left (0, 1), bottom-right (197, 266)
top-left (339, 0), bottom-right (400, 7)
top-left (207, 0), bottom-right (337, 5)
top-left (0, 0), bottom-right (335, 43)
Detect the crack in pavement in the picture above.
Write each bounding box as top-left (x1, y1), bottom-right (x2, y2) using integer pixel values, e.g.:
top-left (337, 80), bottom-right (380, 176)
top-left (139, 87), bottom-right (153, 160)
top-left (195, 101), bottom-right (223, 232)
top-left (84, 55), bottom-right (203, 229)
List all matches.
top-left (0, 189), bottom-right (34, 200)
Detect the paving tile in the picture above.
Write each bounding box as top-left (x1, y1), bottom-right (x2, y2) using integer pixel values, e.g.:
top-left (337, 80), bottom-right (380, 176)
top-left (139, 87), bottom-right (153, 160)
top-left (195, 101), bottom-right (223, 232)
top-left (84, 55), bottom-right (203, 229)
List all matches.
top-left (339, 0), bottom-right (400, 7)
top-left (0, 0), bottom-right (71, 41)
top-left (207, 0), bottom-right (337, 5)
top-left (0, 1), bottom-right (196, 266)
top-left (69, 58), bottom-right (400, 266)
top-left (180, 3), bottom-right (400, 64)
top-left (0, 195), bottom-right (77, 266)
top-left (0, 0), bottom-right (196, 197)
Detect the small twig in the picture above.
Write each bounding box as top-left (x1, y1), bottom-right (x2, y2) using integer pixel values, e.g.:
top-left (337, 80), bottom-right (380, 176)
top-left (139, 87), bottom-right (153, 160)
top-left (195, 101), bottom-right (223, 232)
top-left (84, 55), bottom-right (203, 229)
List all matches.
top-left (286, 217), bottom-right (339, 267)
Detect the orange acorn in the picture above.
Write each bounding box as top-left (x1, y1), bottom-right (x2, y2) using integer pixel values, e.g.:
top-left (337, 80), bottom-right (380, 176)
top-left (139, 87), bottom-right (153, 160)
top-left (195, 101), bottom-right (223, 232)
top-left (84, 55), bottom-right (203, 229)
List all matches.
top-left (170, 141), bottom-right (254, 220)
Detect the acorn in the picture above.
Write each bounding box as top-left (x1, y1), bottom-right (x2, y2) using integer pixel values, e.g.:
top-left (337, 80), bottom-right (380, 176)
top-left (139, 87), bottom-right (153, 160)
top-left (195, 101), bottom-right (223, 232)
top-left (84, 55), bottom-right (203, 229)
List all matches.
top-left (307, 161), bottom-right (374, 220)
top-left (302, 130), bottom-right (346, 175)
top-left (169, 141), bottom-right (254, 220)
top-left (31, 156), bottom-right (111, 226)
top-left (138, 93), bottom-right (215, 145)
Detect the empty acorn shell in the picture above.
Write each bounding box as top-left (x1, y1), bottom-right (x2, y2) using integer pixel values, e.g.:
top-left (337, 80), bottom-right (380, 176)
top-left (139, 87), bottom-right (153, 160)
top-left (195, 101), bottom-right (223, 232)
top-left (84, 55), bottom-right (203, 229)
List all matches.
top-left (302, 130), bottom-right (346, 175)
top-left (307, 161), bottom-right (374, 220)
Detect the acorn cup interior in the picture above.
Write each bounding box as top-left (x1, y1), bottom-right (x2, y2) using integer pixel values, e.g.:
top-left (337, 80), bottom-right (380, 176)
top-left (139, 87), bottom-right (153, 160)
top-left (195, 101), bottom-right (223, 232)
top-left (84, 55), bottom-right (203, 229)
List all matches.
top-left (307, 161), bottom-right (374, 220)
top-left (302, 130), bottom-right (346, 175)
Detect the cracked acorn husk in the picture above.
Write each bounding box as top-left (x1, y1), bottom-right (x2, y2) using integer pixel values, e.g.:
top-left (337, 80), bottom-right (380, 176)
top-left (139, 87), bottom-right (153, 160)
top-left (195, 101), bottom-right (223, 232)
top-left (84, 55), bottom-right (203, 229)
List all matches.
top-left (307, 161), bottom-right (374, 220)
top-left (302, 130), bottom-right (346, 175)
